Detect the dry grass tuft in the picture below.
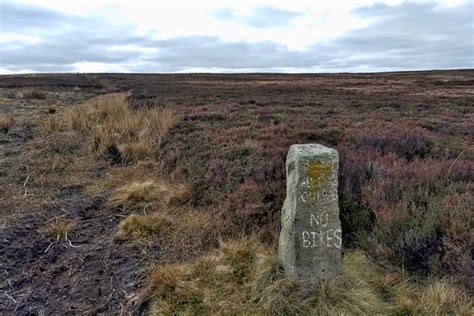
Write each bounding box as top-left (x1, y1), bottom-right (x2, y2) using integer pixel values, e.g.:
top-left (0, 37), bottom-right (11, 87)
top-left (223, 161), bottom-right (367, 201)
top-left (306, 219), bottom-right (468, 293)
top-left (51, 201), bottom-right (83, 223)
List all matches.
top-left (0, 114), bottom-right (14, 133)
top-left (395, 280), bottom-right (473, 315)
top-left (106, 175), bottom-right (189, 210)
top-left (118, 213), bottom-right (172, 239)
top-left (109, 180), bottom-right (173, 211)
top-left (44, 218), bottom-right (75, 240)
top-left (144, 239), bottom-right (472, 315)
top-left (115, 208), bottom-right (224, 264)
top-left (43, 93), bottom-right (175, 163)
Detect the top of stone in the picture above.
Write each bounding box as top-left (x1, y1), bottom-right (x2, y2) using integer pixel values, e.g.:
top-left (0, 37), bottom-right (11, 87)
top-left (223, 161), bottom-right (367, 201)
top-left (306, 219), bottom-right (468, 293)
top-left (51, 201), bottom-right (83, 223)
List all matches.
top-left (288, 144), bottom-right (338, 160)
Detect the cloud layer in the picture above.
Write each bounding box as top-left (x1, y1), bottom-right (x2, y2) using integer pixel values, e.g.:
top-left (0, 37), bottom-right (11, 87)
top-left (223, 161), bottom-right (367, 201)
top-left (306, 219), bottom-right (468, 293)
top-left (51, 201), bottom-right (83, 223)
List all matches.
top-left (214, 6), bottom-right (303, 28)
top-left (0, 1), bottom-right (473, 73)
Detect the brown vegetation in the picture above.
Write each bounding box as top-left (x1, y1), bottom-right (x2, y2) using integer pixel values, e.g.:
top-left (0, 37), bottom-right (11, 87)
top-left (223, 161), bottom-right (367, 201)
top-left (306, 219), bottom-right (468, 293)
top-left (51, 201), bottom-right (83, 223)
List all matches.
top-left (119, 213), bottom-right (172, 239)
top-left (145, 239), bottom-right (473, 315)
top-left (43, 93), bottom-right (175, 163)
top-left (0, 71), bottom-right (472, 314)
top-left (23, 90), bottom-right (47, 100)
top-left (110, 180), bottom-right (174, 210)
top-left (0, 114), bottom-right (14, 133)
top-left (44, 218), bottom-right (76, 240)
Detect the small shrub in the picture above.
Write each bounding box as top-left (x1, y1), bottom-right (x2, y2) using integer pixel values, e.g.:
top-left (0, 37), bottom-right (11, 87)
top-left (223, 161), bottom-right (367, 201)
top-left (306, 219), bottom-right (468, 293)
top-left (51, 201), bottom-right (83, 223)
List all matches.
top-left (23, 90), bottom-right (46, 99)
top-left (441, 192), bottom-right (473, 286)
top-left (3, 90), bottom-right (17, 99)
top-left (355, 124), bottom-right (439, 160)
top-left (188, 179), bottom-right (213, 207)
top-left (337, 148), bottom-right (377, 246)
top-left (394, 136), bottom-right (437, 160)
top-left (339, 199), bottom-right (375, 247)
top-left (332, 122), bottom-right (471, 277)
top-left (0, 114), bottom-right (14, 133)
top-left (207, 159), bottom-right (228, 185)
top-left (224, 179), bottom-right (280, 241)
top-left (397, 228), bottom-right (444, 273)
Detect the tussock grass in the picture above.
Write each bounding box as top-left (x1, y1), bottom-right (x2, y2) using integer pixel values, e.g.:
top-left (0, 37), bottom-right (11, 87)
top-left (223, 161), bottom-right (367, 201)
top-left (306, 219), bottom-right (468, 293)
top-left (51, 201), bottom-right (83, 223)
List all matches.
top-left (43, 93), bottom-right (175, 163)
top-left (44, 218), bottom-right (75, 240)
top-left (119, 213), bottom-right (172, 239)
top-left (116, 207), bottom-right (226, 262)
top-left (109, 180), bottom-right (175, 211)
top-left (102, 167), bottom-right (189, 211)
top-left (0, 114), bottom-right (14, 133)
top-left (144, 239), bottom-right (472, 315)
top-left (416, 281), bottom-right (473, 314)
top-left (86, 160), bottom-right (189, 218)
top-left (392, 280), bottom-right (473, 315)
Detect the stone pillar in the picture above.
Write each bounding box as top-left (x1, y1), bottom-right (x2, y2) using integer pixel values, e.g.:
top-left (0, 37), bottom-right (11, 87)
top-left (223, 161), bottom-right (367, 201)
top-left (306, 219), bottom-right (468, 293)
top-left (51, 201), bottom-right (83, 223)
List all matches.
top-left (279, 144), bottom-right (342, 280)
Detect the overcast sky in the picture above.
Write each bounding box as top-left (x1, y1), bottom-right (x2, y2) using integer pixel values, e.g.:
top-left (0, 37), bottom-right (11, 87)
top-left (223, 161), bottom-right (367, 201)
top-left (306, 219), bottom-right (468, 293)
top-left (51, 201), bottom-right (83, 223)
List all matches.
top-left (0, 0), bottom-right (473, 73)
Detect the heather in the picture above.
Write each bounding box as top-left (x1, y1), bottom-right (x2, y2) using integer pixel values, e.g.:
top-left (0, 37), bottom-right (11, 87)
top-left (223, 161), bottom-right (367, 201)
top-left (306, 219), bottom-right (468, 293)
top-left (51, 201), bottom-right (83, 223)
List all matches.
top-left (1, 71), bottom-right (472, 313)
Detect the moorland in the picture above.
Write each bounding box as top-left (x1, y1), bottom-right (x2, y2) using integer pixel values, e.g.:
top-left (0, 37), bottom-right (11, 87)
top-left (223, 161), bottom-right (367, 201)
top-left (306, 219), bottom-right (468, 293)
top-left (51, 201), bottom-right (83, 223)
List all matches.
top-left (0, 71), bottom-right (472, 314)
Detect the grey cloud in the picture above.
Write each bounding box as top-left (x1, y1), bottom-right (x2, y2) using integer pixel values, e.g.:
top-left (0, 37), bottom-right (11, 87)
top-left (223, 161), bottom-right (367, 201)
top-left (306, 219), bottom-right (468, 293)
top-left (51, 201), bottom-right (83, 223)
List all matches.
top-left (214, 6), bottom-right (303, 28)
top-left (134, 0), bottom-right (474, 72)
top-left (1, 1), bottom-right (473, 73)
top-left (352, 2), bottom-right (473, 42)
top-left (0, 0), bottom-right (72, 31)
top-left (0, 2), bottom-right (155, 71)
top-left (0, 31), bottom-right (150, 71)
top-left (324, 1), bottom-right (474, 70)
top-left (147, 36), bottom-right (309, 69)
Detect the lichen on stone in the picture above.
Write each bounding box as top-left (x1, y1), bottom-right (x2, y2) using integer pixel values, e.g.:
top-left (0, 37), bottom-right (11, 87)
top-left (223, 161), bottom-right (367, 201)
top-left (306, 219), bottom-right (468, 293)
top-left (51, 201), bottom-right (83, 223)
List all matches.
top-left (307, 161), bottom-right (332, 202)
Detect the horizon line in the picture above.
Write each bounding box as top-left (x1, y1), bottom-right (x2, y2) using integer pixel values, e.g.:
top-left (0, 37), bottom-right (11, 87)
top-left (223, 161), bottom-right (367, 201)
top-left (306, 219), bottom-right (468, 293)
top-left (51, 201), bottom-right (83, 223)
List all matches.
top-left (1, 68), bottom-right (474, 76)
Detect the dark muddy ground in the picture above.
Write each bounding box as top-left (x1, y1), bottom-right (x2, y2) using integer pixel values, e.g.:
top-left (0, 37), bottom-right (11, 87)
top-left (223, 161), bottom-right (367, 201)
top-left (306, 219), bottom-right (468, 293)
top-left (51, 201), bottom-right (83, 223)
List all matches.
top-left (0, 194), bottom-right (145, 314)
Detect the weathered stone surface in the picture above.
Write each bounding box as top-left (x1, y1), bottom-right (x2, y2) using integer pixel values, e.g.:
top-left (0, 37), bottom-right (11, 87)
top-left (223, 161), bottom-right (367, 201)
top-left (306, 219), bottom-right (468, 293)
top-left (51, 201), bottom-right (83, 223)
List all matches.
top-left (279, 144), bottom-right (342, 280)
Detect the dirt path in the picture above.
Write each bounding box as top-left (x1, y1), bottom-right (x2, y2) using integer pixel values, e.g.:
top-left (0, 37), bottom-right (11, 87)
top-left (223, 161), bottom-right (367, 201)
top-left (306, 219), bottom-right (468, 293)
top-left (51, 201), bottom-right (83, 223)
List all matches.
top-left (0, 88), bottom-right (148, 314)
top-left (0, 192), bottom-right (145, 314)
